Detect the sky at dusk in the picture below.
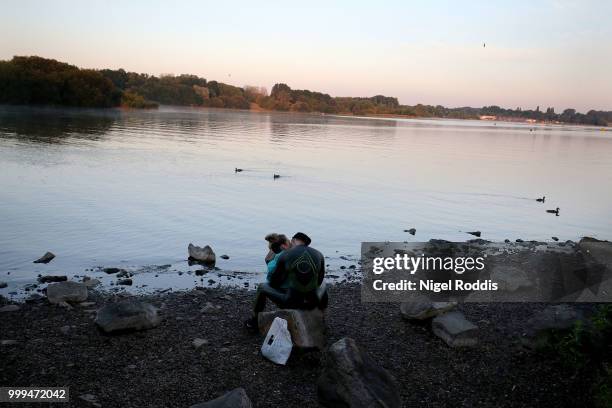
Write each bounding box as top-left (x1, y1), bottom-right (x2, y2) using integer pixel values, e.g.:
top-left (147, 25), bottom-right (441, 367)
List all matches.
top-left (1, 0), bottom-right (611, 112)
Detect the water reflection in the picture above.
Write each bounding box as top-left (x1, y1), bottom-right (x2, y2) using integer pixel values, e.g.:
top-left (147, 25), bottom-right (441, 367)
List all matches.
top-left (0, 105), bottom-right (117, 144)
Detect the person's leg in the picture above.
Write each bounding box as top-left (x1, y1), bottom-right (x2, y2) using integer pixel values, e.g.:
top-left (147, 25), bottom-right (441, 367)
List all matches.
top-left (253, 283), bottom-right (289, 313)
top-left (245, 283), bottom-right (288, 331)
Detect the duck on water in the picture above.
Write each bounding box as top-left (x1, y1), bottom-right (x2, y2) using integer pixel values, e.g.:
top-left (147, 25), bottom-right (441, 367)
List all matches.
top-left (546, 207), bottom-right (560, 216)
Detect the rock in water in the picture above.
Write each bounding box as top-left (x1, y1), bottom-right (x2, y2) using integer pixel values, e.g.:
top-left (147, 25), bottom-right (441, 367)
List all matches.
top-left (0, 282), bottom-right (7, 289)
top-left (190, 388), bottom-right (252, 408)
top-left (103, 268), bottom-right (124, 274)
top-left (33, 251), bottom-right (55, 264)
top-left (258, 309), bottom-right (326, 350)
top-left (46, 281), bottom-right (88, 304)
top-left (38, 275), bottom-right (67, 283)
top-left (467, 231), bottom-right (482, 237)
top-left (404, 228), bottom-right (416, 235)
top-left (117, 279), bottom-right (133, 286)
top-left (188, 243), bottom-right (216, 265)
top-left (400, 298), bottom-right (457, 321)
top-left (317, 337), bottom-right (401, 408)
top-left (95, 301), bottom-right (160, 333)
top-left (432, 311), bottom-right (478, 347)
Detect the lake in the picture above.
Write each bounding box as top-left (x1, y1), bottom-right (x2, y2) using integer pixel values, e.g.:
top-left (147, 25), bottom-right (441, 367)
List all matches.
top-left (1, 105), bottom-right (611, 295)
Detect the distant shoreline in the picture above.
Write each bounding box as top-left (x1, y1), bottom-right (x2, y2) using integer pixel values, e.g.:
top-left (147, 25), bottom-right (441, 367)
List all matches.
top-left (1, 56), bottom-right (610, 127)
top-left (2, 103), bottom-right (610, 130)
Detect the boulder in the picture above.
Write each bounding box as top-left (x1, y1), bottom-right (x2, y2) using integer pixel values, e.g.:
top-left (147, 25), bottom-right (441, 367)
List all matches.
top-left (188, 243), bottom-right (216, 265)
top-left (83, 278), bottom-right (101, 288)
top-left (33, 251), bottom-right (55, 264)
top-left (522, 304), bottom-right (584, 349)
top-left (46, 281), bottom-right (88, 304)
top-left (95, 301), bottom-right (160, 333)
top-left (432, 311), bottom-right (478, 347)
top-left (490, 265), bottom-right (532, 292)
top-left (317, 337), bottom-right (401, 408)
top-left (0, 304), bottom-right (20, 313)
top-left (38, 275), bottom-right (67, 283)
top-left (190, 388), bottom-right (252, 408)
top-left (400, 297), bottom-right (456, 321)
top-left (258, 309), bottom-right (325, 349)
top-left (579, 238), bottom-right (612, 269)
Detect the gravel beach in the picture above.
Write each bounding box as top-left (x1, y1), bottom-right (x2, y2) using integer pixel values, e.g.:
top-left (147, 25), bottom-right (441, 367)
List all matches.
top-left (0, 283), bottom-right (593, 407)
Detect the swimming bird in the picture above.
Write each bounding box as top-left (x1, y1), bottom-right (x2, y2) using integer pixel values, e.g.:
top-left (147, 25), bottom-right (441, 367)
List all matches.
top-left (536, 196), bottom-right (545, 202)
top-left (273, 174), bottom-right (280, 179)
top-left (546, 207), bottom-right (560, 216)
top-left (552, 236), bottom-right (559, 241)
top-left (235, 168), bottom-right (243, 173)
top-left (404, 228), bottom-right (416, 235)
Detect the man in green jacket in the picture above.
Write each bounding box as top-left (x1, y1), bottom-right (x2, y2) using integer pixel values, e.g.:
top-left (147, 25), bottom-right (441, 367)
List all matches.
top-left (245, 232), bottom-right (328, 332)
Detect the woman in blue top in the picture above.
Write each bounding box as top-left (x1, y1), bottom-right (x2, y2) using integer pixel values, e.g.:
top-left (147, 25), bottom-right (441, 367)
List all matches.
top-left (264, 233), bottom-right (291, 283)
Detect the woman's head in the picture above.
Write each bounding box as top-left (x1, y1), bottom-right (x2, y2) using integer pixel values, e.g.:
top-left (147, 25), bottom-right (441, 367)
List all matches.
top-left (265, 233), bottom-right (291, 253)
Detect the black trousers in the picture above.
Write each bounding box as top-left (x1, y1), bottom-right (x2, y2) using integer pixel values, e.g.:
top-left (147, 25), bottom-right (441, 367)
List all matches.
top-left (253, 282), bottom-right (328, 316)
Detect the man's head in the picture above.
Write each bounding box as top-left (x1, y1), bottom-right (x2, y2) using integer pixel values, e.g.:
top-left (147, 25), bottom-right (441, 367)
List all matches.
top-left (291, 232), bottom-right (311, 246)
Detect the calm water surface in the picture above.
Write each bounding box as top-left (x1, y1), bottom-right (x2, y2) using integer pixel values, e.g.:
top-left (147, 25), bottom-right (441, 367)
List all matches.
top-left (1, 106), bottom-right (611, 295)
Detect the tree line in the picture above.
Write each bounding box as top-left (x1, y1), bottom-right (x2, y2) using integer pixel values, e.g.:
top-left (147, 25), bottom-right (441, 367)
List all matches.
top-left (0, 56), bottom-right (609, 126)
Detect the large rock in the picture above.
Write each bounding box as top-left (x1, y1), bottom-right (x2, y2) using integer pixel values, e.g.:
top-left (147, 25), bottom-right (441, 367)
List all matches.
top-left (33, 251), bottom-right (55, 264)
top-left (95, 301), bottom-right (160, 333)
top-left (46, 281), bottom-right (88, 304)
top-left (258, 309), bottom-right (325, 349)
top-left (579, 238), bottom-right (612, 268)
top-left (522, 304), bottom-right (583, 349)
top-left (188, 243), bottom-right (216, 265)
top-left (317, 337), bottom-right (400, 408)
top-left (400, 297), bottom-right (456, 321)
top-left (190, 388), bottom-right (252, 408)
top-left (490, 265), bottom-right (532, 292)
top-left (83, 278), bottom-right (101, 288)
top-left (432, 311), bottom-right (478, 347)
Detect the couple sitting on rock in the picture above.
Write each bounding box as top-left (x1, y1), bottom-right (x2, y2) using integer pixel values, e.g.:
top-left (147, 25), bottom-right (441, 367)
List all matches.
top-left (244, 232), bottom-right (328, 332)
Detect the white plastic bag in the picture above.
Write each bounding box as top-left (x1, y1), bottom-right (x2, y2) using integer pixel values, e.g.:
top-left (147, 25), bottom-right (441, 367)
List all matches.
top-left (261, 317), bottom-right (293, 365)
